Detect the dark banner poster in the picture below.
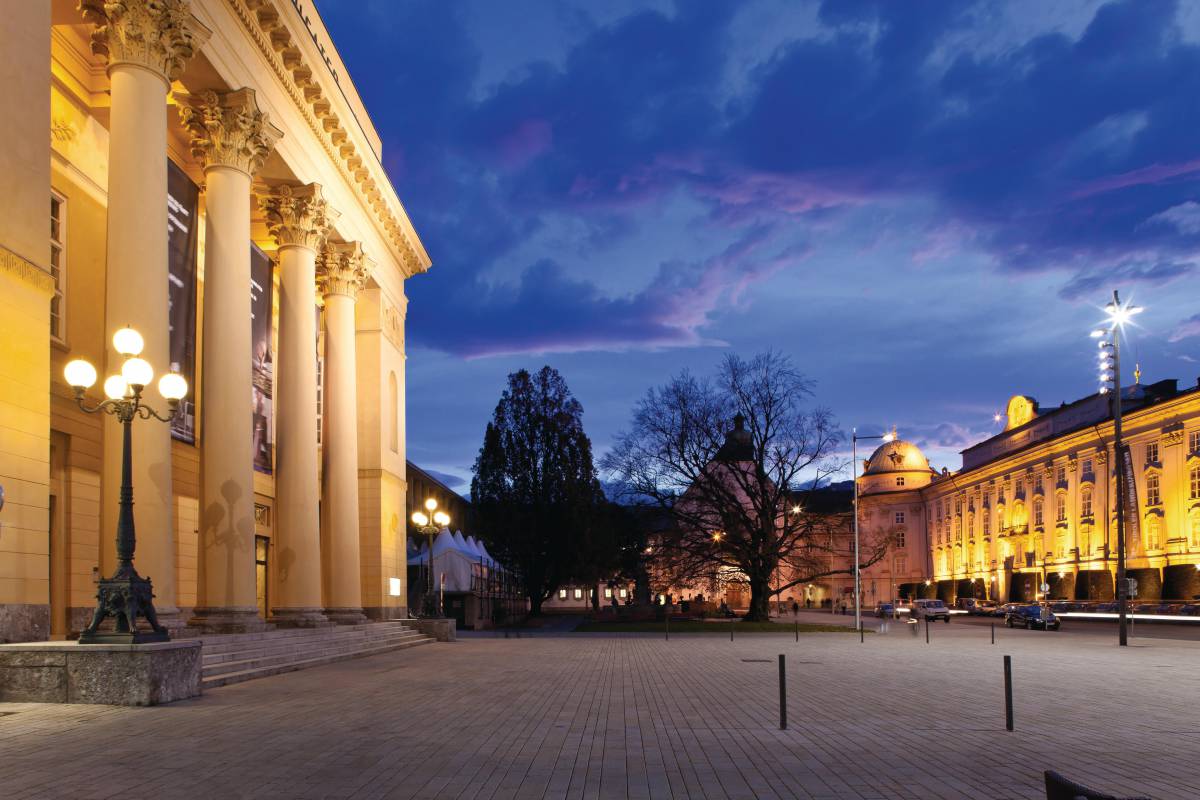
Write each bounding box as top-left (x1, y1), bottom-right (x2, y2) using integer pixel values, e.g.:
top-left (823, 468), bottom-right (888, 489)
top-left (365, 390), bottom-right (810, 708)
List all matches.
top-left (251, 244), bottom-right (274, 474)
top-left (167, 160), bottom-right (199, 443)
top-left (1119, 444), bottom-right (1140, 548)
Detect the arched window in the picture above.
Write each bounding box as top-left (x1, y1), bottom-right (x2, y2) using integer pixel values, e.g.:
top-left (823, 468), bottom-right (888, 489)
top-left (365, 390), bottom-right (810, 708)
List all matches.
top-left (1055, 493), bottom-right (1066, 522)
top-left (388, 371), bottom-right (398, 453)
top-left (1033, 498), bottom-right (1044, 527)
top-left (1081, 487), bottom-right (1093, 518)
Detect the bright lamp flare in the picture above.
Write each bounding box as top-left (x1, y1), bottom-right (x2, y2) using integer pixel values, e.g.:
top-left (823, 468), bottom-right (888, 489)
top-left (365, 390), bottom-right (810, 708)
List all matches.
top-left (158, 371), bottom-right (187, 401)
top-left (411, 511), bottom-right (429, 527)
top-left (433, 511), bottom-right (450, 527)
top-left (424, 498), bottom-right (438, 512)
top-left (1090, 329), bottom-right (1106, 338)
top-left (882, 432), bottom-right (895, 442)
top-left (103, 375), bottom-right (129, 400)
top-left (112, 327), bottom-right (144, 357)
top-left (64, 359), bottom-right (97, 389)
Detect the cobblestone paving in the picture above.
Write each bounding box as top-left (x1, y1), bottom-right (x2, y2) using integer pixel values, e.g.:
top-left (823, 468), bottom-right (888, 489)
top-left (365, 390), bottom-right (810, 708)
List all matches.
top-left (1, 622), bottom-right (1197, 799)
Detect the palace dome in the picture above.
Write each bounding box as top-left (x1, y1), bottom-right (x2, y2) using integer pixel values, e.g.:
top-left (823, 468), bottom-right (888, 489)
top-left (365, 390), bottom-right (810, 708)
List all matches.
top-left (864, 439), bottom-right (930, 475)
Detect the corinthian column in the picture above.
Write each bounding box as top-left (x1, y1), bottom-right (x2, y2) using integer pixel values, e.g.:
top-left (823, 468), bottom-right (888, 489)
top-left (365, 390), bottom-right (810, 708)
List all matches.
top-left (318, 242), bottom-right (370, 624)
top-left (261, 184), bottom-right (338, 627)
top-left (79, 0), bottom-right (209, 630)
top-left (177, 88), bottom-right (282, 632)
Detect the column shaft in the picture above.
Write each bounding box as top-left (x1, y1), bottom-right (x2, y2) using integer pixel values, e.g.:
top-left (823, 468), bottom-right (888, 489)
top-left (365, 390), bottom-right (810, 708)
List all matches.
top-left (101, 64), bottom-right (179, 625)
top-left (322, 290), bottom-right (366, 623)
top-left (272, 242), bottom-right (325, 625)
top-left (192, 165), bottom-right (262, 631)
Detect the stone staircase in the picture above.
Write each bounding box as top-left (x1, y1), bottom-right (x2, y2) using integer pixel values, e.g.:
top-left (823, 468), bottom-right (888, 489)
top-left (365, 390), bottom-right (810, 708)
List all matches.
top-left (199, 621), bottom-right (435, 689)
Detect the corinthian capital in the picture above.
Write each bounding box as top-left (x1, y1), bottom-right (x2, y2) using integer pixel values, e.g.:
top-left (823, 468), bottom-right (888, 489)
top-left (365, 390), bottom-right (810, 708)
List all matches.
top-left (176, 88), bottom-right (283, 176)
top-left (261, 184), bottom-right (339, 252)
top-left (318, 242), bottom-right (371, 300)
top-left (79, 0), bottom-right (211, 82)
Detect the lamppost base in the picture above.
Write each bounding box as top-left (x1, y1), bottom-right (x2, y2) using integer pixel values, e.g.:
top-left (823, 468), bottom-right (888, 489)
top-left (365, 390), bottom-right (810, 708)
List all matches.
top-left (78, 571), bottom-right (170, 645)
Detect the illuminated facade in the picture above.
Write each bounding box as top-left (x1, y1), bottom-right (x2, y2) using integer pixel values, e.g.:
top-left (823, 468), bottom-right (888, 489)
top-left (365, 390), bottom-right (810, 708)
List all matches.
top-left (0, 0), bottom-right (430, 642)
top-left (857, 380), bottom-right (1200, 605)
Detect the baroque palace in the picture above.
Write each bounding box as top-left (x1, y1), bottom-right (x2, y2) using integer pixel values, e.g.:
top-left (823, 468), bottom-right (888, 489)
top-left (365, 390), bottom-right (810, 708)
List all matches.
top-left (0, 0), bottom-right (429, 642)
top-left (853, 380), bottom-right (1200, 607)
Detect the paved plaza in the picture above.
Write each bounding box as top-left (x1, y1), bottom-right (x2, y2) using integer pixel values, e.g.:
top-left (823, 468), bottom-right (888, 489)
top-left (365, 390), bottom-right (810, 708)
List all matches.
top-left (2, 623), bottom-right (1199, 800)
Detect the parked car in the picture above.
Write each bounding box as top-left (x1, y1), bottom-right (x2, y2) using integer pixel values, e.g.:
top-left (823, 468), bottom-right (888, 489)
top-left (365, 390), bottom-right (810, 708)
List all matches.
top-left (996, 602), bottom-right (1022, 617)
top-left (1005, 604), bottom-right (1061, 630)
top-left (911, 598), bottom-right (951, 622)
top-left (874, 602), bottom-right (896, 618)
top-left (968, 601), bottom-right (998, 616)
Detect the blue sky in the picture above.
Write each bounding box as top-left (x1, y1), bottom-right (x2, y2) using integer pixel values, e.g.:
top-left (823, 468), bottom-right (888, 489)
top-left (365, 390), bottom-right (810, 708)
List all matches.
top-left (319, 0), bottom-right (1200, 492)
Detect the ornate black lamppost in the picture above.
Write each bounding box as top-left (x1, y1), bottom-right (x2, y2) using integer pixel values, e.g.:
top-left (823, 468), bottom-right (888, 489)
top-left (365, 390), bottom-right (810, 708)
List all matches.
top-left (63, 327), bottom-right (188, 644)
top-left (411, 498), bottom-right (450, 616)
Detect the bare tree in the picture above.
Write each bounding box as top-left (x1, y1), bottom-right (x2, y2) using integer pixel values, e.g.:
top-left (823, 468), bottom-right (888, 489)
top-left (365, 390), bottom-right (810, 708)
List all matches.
top-left (603, 351), bottom-right (890, 620)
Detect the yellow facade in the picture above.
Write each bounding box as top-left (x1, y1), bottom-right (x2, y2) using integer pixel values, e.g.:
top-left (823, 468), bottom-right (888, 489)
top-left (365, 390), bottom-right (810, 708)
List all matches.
top-left (0, 0), bottom-right (430, 642)
top-left (859, 382), bottom-right (1200, 605)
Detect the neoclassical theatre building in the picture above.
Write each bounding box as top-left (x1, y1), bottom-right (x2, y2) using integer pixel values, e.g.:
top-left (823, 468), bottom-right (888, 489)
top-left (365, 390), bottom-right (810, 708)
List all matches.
top-left (0, 0), bottom-right (430, 642)
top-left (854, 380), bottom-right (1200, 606)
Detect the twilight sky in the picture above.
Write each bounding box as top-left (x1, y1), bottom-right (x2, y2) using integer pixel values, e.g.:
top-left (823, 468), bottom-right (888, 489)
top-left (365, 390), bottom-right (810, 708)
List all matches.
top-left (319, 0), bottom-right (1200, 493)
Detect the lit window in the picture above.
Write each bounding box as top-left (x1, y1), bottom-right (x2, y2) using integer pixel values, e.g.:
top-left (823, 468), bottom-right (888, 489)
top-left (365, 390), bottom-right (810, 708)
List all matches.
top-left (1191, 514), bottom-right (1200, 547)
top-left (619, 588), bottom-right (627, 598)
top-left (983, 513), bottom-right (991, 536)
top-left (1147, 517), bottom-right (1162, 550)
top-left (1190, 430), bottom-right (1200, 454)
top-left (50, 193), bottom-right (66, 343)
top-left (558, 589), bottom-right (566, 600)
top-left (894, 511), bottom-right (905, 524)
top-left (1056, 494), bottom-right (1066, 522)
top-left (1081, 488), bottom-right (1093, 518)
top-left (954, 517), bottom-right (962, 542)
top-left (1146, 442), bottom-right (1159, 465)
top-left (1034, 499), bottom-right (1044, 527)
top-left (1147, 473), bottom-right (1161, 507)
top-left (895, 476), bottom-right (905, 486)
top-left (604, 588), bottom-right (612, 599)
top-left (573, 588), bottom-right (583, 600)
top-left (1191, 466), bottom-right (1200, 500)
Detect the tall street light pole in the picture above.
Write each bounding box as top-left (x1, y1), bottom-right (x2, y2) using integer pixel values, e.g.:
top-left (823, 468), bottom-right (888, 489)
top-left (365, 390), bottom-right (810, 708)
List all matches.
top-left (852, 428), bottom-right (894, 632)
top-left (1093, 290), bottom-right (1143, 647)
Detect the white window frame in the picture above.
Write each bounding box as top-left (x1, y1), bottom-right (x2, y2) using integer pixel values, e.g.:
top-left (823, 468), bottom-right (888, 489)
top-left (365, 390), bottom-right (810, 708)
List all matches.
top-left (50, 191), bottom-right (67, 344)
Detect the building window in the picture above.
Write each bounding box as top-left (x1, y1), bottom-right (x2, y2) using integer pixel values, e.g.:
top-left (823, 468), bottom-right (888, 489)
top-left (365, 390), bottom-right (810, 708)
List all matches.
top-left (1190, 430), bottom-right (1200, 454)
top-left (1056, 465), bottom-right (1066, 484)
top-left (1147, 473), bottom-right (1161, 507)
top-left (604, 588), bottom-right (612, 599)
top-left (1034, 475), bottom-right (1043, 494)
top-left (1146, 442), bottom-right (1160, 465)
top-left (894, 511), bottom-right (905, 524)
top-left (894, 556), bottom-right (907, 575)
top-left (1034, 499), bottom-right (1044, 527)
top-left (1147, 516), bottom-right (1162, 550)
top-left (1056, 494), bottom-right (1066, 522)
top-left (1081, 488), bottom-right (1093, 518)
top-left (573, 588), bottom-right (583, 600)
top-left (1191, 466), bottom-right (1200, 500)
top-left (895, 528), bottom-right (906, 548)
top-left (619, 588), bottom-right (627, 598)
top-left (1191, 514), bottom-right (1200, 548)
top-left (954, 517), bottom-right (962, 542)
top-left (983, 512), bottom-right (991, 537)
top-left (50, 193), bottom-right (66, 343)
top-left (1082, 458), bottom-right (1094, 479)
top-left (558, 589), bottom-right (567, 600)
top-left (895, 476), bottom-right (905, 486)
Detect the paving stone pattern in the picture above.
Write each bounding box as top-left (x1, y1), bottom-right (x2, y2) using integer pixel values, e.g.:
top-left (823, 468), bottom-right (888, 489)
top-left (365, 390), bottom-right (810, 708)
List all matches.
top-left (1, 622), bottom-right (1197, 799)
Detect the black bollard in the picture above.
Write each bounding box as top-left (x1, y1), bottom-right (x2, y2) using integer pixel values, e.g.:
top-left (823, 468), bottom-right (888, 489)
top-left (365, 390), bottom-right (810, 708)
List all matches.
top-left (1004, 655), bottom-right (1014, 731)
top-left (730, 619), bottom-right (734, 642)
top-left (925, 617), bottom-right (930, 644)
top-left (860, 624), bottom-right (864, 644)
top-left (778, 654), bottom-right (787, 730)
top-left (795, 620), bottom-right (798, 642)
top-left (991, 623), bottom-right (995, 645)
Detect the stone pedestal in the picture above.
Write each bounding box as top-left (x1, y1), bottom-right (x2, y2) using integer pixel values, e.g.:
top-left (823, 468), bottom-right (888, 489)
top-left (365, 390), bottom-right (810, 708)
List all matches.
top-left (408, 618), bottom-right (456, 642)
top-left (0, 640), bottom-right (201, 706)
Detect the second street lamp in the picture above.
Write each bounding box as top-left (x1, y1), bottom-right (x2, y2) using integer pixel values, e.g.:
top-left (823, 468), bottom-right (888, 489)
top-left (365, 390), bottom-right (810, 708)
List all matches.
top-left (851, 427), bottom-right (894, 632)
top-left (411, 498), bottom-right (450, 616)
top-left (64, 326), bottom-right (187, 644)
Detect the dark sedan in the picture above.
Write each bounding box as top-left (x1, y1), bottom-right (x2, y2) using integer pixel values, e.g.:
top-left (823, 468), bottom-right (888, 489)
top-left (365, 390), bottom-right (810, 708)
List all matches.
top-left (1004, 604), bottom-right (1061, 631)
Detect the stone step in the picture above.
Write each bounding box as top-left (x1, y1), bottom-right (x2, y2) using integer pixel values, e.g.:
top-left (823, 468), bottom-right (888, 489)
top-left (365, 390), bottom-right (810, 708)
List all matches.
top-left (203, 635), bottom-right (427, 678)
top-left (197, 621), bottom-right (412, 652)
top-left (201, 637), bottom-right (434, 689)
top-left (199, 623), bottom-right (407, 656)
top-left (201, 630), bottom-right (428, 667)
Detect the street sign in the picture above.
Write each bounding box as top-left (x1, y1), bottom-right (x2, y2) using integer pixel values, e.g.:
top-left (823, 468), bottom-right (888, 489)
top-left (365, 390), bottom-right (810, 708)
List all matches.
top-left (1040, 582), bottom-right (1049, 593)
top-left (1127, 577), bottom-right (1138, 598)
